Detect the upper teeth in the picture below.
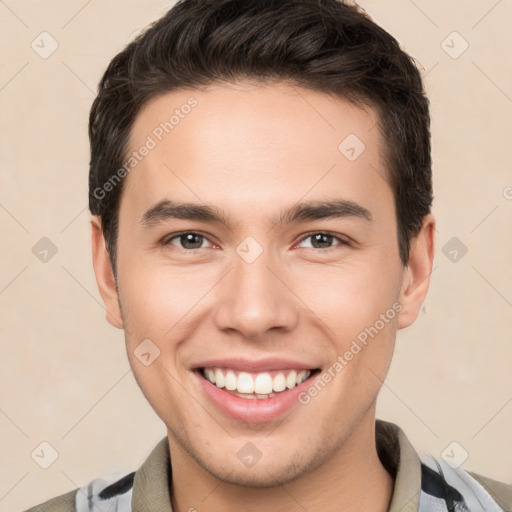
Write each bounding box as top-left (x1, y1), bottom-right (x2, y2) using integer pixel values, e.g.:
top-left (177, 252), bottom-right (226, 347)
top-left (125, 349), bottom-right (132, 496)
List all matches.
top-left (204, 368), bottom-right (311, 395)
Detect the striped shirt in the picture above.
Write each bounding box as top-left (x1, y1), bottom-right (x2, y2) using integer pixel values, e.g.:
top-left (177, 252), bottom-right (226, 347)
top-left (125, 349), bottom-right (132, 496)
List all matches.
top-left (25, 419), bottom-right (512, 512)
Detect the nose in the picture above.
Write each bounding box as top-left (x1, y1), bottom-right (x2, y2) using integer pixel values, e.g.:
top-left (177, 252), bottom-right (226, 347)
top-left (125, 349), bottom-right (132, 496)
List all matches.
top-left (212, 248), bottom-right (299, 340)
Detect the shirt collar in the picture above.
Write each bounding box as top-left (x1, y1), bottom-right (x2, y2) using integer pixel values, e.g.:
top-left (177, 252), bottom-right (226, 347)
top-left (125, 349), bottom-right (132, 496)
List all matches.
top-left (131, 419), bottom-right (422, 512)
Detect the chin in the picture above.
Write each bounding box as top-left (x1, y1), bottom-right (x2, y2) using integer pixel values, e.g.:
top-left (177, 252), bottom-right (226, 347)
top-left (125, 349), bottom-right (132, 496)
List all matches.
top-left (203, 459), bottom-right (312, 489)
top-left (184, 435), bottom-right (328, 489)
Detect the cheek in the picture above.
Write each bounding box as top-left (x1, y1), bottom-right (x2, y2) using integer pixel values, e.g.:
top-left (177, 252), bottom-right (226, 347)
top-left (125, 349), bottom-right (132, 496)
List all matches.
top-left (116, 253), bottom-right (220, 338)
top-left (293, 255), bottom-right (401, 332)
top-left (291, 255), bottom-right (401, 386)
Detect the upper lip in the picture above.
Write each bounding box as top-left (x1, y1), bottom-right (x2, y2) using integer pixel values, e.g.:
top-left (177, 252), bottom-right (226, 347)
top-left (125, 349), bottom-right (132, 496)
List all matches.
top-left (191, 358), bottom-right (318, 372)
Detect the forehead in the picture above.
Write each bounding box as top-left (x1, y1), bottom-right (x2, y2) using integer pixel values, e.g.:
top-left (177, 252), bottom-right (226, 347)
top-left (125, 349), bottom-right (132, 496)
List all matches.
top-left (121, 81), bottom-right (391, 222)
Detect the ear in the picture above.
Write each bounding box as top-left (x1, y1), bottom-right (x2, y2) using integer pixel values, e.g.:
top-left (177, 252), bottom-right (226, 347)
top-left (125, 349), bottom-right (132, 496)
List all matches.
top-left (397, 213), bottom-right (436, 329)
top-left (90, 216), bottom-right (124, 329)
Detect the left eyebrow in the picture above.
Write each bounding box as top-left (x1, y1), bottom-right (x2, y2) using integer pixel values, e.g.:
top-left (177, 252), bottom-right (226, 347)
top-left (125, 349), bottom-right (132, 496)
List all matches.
top-left (275, 199), bottom-right (372, 225)
top-left (139, 198), bottom-right (372, 229)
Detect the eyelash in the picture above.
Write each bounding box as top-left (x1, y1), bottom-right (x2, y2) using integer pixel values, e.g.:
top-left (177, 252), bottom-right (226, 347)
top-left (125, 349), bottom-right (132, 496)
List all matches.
top-left (161, 231), bottom-right (350, 252)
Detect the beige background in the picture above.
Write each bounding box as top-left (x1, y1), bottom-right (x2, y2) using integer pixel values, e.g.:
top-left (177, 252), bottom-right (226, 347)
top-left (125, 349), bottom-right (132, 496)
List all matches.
top-left (1, 1), bottom-right (511, 510)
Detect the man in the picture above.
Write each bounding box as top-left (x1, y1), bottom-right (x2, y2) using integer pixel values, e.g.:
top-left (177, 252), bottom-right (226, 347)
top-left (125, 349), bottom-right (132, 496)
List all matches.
top-left (25, 0), bottom-right (511, 511)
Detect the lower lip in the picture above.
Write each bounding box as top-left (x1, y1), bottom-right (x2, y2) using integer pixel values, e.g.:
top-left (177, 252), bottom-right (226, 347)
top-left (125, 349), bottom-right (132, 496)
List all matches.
top-left (195, 371), bottom-right (315, 423)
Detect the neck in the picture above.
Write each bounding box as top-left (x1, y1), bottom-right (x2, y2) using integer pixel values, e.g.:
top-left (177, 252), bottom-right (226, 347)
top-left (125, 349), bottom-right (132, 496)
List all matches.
top-left (169, 411), bottom-right (394, 512)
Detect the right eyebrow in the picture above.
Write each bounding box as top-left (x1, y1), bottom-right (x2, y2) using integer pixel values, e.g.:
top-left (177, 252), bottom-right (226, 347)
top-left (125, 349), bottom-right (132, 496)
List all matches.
top-left (140, 200), bottom-right (230, 228)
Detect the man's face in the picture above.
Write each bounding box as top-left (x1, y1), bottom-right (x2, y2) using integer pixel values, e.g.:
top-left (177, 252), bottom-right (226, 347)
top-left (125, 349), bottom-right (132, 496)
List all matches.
top-left (106, 81), bottom-right (412, 485)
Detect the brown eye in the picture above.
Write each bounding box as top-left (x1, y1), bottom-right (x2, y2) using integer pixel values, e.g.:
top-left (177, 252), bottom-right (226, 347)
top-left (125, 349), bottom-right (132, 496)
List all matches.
top-left (166, 232), bottom-right (208, 250)
top-left (298, 232), bottom-right (345, 250)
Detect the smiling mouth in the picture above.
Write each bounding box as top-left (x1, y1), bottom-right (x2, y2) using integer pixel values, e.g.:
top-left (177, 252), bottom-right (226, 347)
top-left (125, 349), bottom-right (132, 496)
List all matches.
top-left (199, 367), bottom-right (321, 399)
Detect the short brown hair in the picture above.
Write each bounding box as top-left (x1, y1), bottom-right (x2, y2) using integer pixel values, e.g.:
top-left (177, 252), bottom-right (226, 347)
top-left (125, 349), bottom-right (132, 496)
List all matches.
top-left (89, 0), bottom-right (433, 273)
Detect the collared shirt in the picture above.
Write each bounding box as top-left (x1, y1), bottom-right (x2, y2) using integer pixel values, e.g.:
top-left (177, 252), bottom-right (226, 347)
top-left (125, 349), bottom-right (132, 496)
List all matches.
top-left (25, 419), bottom-right (511, 512)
